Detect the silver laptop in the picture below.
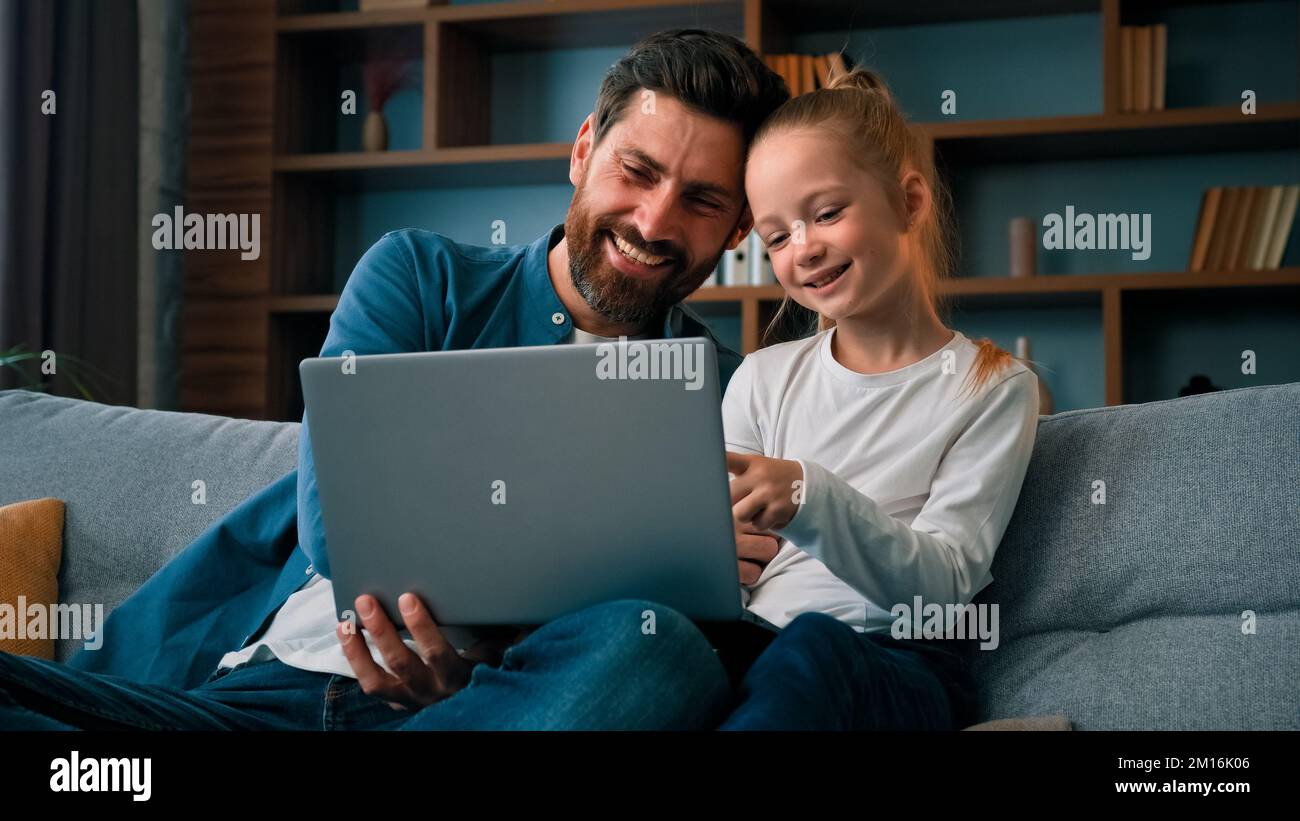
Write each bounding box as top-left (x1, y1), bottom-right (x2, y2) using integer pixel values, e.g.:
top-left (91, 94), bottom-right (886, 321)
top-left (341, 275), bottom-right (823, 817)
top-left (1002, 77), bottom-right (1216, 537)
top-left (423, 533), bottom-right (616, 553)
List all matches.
top-left (300, 337), bottom-right (775, 634)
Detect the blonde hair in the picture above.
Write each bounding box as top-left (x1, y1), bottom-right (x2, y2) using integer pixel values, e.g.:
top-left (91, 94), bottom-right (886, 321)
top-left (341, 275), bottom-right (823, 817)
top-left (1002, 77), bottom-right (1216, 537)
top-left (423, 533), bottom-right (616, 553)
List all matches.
top-left (753, 64), bottom-right (1013, 400)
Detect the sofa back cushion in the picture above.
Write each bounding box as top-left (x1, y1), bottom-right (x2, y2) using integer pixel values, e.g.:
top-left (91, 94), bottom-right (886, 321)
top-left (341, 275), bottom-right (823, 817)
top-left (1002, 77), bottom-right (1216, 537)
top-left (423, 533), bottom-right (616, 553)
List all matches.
top-left (0, 390), bottom-right (299, 662)
top-left (969, 382), bottom-right (1300, 728)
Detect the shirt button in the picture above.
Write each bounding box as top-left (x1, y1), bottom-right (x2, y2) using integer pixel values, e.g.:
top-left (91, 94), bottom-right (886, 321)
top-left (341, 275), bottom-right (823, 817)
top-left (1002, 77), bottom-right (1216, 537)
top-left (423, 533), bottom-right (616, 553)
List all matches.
top-left (551, 312), bottom-right (565, 325)
top-left (305, 564), bottom-right (314, 575)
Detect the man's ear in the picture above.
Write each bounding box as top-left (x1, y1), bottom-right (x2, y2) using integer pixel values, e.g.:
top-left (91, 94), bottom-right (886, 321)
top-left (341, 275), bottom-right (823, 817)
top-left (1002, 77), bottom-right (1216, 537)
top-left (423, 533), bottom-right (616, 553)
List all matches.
top-left (569, 113), bottom-right (596, 187)
top-left (725, 205), bottom-right (755, 250)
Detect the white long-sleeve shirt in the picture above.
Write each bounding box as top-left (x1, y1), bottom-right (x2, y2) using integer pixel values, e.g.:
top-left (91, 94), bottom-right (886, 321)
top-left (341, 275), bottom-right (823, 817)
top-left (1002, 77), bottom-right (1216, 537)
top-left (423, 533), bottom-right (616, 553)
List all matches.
top-left (725, 327), bottom-right (1039, 633)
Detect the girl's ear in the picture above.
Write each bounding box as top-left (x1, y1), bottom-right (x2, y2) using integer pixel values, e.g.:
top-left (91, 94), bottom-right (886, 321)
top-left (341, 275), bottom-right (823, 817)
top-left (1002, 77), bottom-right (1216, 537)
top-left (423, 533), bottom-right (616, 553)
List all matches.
top-left (900, 169), bottom-right (931, 231)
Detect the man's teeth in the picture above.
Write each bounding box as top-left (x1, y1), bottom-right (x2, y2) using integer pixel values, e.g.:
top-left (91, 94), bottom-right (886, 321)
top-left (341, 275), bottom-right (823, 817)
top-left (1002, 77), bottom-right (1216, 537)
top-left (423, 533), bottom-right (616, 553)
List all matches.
top-left (613, 233), bottom-right (667, 266)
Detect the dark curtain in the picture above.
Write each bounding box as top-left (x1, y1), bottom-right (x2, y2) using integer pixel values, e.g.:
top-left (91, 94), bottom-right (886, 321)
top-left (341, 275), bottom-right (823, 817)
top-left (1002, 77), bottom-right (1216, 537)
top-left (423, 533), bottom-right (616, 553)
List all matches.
top-left (0, 0), bottom-right (140, 405)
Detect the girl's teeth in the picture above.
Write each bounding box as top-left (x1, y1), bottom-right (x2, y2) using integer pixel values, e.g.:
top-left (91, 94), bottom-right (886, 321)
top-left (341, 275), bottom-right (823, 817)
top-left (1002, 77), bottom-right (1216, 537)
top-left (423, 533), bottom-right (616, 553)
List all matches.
top-left (811, 265), bottom-right (847, 288)
top-left (614, 234), bottom-right (666, 266)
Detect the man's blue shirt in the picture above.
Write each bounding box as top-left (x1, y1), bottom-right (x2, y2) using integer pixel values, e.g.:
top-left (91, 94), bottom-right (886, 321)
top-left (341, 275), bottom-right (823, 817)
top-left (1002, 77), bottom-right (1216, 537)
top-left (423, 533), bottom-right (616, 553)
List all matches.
top-left (67, 224), bottom-right (743, 689)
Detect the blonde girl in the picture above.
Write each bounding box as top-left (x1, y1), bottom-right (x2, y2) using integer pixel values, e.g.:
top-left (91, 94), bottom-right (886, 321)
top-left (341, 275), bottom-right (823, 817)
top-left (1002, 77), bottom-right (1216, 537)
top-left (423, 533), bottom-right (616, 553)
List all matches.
top-left (716, 67), bottom-right (1041, 730)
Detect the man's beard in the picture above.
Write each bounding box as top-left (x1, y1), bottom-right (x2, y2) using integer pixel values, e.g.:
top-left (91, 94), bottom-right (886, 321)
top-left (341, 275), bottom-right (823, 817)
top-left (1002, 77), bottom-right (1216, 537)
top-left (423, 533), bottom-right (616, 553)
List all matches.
top-left (564, 185), bottom-right (724, 327)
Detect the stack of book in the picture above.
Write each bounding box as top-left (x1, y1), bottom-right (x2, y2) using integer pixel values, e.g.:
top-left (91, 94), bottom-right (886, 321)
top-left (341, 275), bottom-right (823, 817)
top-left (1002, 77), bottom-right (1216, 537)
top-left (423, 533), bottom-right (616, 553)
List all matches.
top-left (1188, 185), bottom-right (1300, 273)
top-left (1119, 24), bottom-right (1167, 113)
top-left (703, 231), bottom-right (776, 287)
top-left (359, 0), bottom-right (436, 9)
top-left (763, 52), bottom-right (851, 96)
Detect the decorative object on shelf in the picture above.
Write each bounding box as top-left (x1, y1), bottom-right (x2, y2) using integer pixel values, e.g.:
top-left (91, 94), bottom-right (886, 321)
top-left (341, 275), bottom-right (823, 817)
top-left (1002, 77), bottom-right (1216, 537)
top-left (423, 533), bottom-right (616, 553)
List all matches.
top-left (361, 58), bottom-right (415, 152)
top-left (1009, 216), bottom-right (1037, 278)
top-left (1120, 24), bottom-right (1167, 113)
top-left (1178, 375), bottom-right (1222, 397)
top-left (1014, 336), bottom-right (1054, 415)
top-left (1190, 184), bottom-right (1298, 272)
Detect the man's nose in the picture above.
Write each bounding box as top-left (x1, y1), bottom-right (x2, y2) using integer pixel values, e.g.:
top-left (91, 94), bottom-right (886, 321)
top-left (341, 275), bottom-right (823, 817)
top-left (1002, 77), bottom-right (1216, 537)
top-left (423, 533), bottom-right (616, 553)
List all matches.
top-left (632, 186), bottom-right (678, 250)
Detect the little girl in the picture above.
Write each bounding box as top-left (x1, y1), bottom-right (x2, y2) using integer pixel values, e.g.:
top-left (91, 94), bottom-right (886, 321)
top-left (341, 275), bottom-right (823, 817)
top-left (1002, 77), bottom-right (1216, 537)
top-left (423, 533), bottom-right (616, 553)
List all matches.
top-left (717, 67), bottom-right (1041, 730)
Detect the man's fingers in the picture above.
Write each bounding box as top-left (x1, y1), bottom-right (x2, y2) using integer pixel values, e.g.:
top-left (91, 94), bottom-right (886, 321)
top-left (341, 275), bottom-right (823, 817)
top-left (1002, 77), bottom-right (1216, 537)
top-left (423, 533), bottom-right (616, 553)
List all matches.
top-left (738, 560), bottom-right (763, 586)
top-left (356, 595), bottom-right (427, 685)
top-left (337, 621), bottom-right (397, 698)
top-left (397, 592), bottom-right (458, 669)
top-left (736, 531), bottom-right (779, 563)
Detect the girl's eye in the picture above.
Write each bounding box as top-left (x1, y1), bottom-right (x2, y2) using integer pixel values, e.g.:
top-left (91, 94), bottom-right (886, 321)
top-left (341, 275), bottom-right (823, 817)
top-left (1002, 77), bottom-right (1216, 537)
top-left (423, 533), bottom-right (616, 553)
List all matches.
top-left (816, 208), bottom-right (842, 222)
top-left (767, 234), bottom-right (789, 248)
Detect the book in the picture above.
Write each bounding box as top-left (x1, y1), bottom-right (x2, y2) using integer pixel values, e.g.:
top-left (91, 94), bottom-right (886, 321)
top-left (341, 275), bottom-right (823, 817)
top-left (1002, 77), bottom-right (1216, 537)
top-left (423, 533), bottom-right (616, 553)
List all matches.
top-left (1134, 26), bottom-right (1152, 113)
top-left (1233, 186), bottom-right (1270, 270)
top-left (1245, 186), bottom-right (1284, 271)
top-left (1187, 187), bottom-right (1223, 272)
top-left (1203, 187), bottom-right (1240, 272)
top-left (719, 246), bottom-right (742, 286)
top-left (747, 230), bottom-right (775, 285)
top-left (1222, 186), bottom-right (1258, 271)
top-left (801, 54), bottom-right (816, 97)
top-left (814, 54), bottom-right (832, 89)
top-left (359, 0), bottom-right (431, 9)
top-left (1120, 26), bottom-right (1134, 112)
top-left (783, 54), bottom-right (799, 95)
top-left (1262, 184), bottom-right (1300, 270)
top-left (1152, 24), bottom-right (1167, 112)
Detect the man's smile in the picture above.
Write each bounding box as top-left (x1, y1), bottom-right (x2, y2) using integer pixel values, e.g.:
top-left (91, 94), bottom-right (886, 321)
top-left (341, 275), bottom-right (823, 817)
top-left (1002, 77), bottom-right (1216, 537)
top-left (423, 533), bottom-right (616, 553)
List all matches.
top-left (604, 230), bottom-right (675, 279)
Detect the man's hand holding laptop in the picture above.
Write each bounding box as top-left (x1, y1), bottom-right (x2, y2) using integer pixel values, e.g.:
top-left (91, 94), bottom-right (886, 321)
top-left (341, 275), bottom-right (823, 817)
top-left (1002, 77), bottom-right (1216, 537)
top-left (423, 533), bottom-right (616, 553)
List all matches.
top-left (336, 593), bottom-right (526, 712)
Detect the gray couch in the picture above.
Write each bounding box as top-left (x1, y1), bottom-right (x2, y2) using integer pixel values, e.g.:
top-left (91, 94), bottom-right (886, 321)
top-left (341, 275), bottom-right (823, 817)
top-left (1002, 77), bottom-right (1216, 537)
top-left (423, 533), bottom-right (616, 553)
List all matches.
top-left (2, 382), bottom-right (1297, 729)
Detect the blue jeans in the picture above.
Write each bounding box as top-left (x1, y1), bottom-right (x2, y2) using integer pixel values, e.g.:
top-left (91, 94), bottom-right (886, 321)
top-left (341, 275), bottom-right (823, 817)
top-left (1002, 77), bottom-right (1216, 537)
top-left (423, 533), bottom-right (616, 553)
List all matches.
top-left (718, 612), bottom-right (978, 730)
top-left (0, 599), bottom-right (732, 731)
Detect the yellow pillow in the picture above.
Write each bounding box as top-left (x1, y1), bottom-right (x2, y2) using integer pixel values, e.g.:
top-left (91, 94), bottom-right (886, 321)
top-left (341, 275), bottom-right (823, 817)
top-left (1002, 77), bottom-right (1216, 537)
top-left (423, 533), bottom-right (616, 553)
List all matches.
top-left (0, 498), bottom-right (65, 659)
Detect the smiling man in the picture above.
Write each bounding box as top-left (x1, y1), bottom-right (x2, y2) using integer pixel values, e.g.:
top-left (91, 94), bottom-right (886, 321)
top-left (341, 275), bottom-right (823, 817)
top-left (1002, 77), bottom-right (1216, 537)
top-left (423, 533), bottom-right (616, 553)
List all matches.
top-left (0, 29), bottom-right (790, 731)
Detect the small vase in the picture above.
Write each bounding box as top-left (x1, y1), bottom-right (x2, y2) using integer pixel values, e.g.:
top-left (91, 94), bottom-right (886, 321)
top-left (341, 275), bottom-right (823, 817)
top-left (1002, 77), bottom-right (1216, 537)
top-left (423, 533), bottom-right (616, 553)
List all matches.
top-left (362, 110), bottom-right (388, 152)
top-left (1009, 216), bottom-right (1037, 278)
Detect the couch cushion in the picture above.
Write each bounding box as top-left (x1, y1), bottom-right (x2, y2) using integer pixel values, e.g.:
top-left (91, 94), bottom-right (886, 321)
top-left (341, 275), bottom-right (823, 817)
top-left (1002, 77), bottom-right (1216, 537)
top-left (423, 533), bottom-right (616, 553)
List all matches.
top-left (967, 382), bottom-right (1300, 729)
top-left (0, 390), bottom-right (299, 662)
top-left (0, 497), bottom-right (65, 659)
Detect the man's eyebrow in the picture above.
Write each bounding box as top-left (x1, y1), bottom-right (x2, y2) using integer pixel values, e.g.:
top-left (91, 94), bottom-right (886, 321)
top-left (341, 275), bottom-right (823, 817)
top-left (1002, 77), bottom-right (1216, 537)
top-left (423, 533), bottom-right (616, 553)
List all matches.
top-left (755, 186), bottom-right (851, 232)
top-left (618, 147), bottom-right (737, 202)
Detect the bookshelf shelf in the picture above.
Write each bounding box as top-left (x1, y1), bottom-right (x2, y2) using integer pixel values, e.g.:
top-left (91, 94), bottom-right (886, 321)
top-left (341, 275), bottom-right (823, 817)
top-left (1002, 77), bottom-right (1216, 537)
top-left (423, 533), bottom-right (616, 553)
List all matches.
top-left (926, 103), bottom-right (1300, 163)
top-left (268, 267), bottom-right (1300, 314)
top-left (184, 0), bottom-right (1299, 421)
top-left (266, 103), bottom-right (1300, 193)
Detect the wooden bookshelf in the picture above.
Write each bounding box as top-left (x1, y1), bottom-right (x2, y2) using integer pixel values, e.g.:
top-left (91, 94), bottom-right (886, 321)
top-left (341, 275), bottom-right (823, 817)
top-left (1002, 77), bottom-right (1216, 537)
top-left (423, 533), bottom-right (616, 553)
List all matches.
top-left (184, 0), bottom-right (1300, 421)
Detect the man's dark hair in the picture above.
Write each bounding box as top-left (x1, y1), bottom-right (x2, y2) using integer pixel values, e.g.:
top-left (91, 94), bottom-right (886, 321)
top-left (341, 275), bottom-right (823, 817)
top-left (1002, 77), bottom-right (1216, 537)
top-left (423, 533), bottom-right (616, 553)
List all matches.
top-left (592, 29), bottom-right (790, 149)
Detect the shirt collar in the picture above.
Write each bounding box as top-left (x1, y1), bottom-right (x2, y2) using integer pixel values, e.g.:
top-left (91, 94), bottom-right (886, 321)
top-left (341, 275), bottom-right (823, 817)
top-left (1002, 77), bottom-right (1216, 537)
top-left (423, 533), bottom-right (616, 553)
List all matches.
top-left (523, 222), bottom-right (701, 341)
